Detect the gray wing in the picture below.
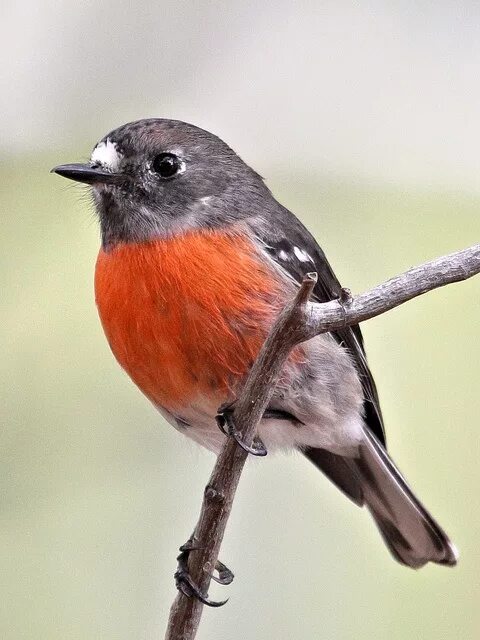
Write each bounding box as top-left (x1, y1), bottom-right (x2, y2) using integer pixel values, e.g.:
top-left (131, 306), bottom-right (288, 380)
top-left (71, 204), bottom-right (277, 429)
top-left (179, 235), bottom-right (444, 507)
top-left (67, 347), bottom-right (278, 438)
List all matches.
top-left (248, 205), bottom-right (385, 505)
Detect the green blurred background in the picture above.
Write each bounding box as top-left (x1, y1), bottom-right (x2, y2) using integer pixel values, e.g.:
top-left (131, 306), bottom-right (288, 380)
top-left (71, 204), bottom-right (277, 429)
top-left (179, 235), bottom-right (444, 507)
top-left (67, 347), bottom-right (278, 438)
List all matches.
top-left (2, 3), bottom-right (479, 639)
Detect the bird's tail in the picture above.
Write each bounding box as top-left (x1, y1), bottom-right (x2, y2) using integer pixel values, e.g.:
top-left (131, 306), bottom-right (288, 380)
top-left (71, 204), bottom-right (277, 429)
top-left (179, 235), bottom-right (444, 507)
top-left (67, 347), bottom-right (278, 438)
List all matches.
top-left (355, 428), bottom-right (458, 568)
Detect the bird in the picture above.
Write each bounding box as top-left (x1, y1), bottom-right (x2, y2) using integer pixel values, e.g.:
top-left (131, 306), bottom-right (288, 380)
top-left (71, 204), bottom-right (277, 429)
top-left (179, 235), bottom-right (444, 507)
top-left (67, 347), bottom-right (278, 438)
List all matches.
top-left (52, 118), bottom-right (457, 595)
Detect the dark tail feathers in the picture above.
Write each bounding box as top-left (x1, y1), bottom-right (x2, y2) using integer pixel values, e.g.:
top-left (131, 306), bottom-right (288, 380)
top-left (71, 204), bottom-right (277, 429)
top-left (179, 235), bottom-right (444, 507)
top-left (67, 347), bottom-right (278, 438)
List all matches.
top-left (304, 430), bottom-right (458, 569)
top-left (357, 428), bottom-right (457, 568)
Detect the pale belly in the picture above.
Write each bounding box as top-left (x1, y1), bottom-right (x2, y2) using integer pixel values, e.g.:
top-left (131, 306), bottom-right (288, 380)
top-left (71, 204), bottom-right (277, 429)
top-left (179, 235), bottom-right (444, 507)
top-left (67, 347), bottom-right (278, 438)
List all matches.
top-left (159, 332), bottom-right (365, 457)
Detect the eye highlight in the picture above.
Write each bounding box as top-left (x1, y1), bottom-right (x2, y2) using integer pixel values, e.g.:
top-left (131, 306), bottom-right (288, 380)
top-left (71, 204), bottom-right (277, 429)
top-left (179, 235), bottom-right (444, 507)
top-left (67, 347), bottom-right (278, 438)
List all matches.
top-left (152, 153), bottom-right (183, 178)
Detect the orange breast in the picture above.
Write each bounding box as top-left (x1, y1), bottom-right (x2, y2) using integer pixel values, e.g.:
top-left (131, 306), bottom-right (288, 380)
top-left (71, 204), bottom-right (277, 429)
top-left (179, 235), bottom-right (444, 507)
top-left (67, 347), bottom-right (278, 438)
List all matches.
top-left (94, 228), bottom-right (285, 412)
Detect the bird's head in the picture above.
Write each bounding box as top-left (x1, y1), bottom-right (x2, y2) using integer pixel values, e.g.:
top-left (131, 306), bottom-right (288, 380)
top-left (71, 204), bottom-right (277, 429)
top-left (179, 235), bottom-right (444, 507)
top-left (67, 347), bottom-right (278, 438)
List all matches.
top-left (52, 118), bottom-right (269, 248)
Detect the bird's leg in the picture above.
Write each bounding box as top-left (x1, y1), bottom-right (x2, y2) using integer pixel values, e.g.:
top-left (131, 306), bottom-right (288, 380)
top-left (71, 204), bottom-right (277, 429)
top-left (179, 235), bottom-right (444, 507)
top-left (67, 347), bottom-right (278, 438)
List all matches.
top-left (174, 535), bottom-right (234, 607)
top-left (216, 401), bottom-right (268, 456)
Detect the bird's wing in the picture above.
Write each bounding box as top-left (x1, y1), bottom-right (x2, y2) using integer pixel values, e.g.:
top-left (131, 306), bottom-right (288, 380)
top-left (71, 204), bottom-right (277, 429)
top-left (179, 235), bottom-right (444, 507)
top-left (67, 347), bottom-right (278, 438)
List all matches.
top-left (247, 206), bottom-right (385, 504)
top-left (248, 206), bottom-right (386, 447)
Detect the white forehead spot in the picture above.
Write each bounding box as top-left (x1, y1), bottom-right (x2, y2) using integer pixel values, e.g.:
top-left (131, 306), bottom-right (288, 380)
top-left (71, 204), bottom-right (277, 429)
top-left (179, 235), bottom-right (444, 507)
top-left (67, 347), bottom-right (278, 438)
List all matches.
top-left (91, 138), bottom-right (122, 171)
top-left (293, 246), bottom-right (312, 263)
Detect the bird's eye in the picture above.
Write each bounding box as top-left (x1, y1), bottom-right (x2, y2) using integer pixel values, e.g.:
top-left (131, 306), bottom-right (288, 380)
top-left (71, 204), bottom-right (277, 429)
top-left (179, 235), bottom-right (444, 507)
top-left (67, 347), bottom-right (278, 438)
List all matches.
top-left (152, 153), bottom-right (182, 178)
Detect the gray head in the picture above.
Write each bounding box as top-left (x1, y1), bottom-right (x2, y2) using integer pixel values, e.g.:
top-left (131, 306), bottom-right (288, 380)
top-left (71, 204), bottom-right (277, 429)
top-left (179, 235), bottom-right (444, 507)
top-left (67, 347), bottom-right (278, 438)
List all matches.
top-left (52, 119), bottom-right (272, 248)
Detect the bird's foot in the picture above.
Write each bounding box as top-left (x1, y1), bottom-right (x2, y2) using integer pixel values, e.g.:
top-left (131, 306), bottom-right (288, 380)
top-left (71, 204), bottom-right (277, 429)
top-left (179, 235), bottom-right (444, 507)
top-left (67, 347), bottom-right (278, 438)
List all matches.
top-left (174, 537), bottom-right (234, 607)
top-left (216, 402), bottom-right (267, 456)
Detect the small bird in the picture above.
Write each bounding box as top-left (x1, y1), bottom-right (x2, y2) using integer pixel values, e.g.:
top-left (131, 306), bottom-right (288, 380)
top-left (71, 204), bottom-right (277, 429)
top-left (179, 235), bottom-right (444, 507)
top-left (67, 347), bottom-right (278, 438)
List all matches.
top-left (53, 118), bottom-right (457, 582)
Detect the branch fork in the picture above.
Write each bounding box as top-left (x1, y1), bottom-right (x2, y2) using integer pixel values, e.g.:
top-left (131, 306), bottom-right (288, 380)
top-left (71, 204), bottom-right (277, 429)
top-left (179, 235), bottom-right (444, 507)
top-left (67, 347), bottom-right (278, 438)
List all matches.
top-left (165, 243), bottom-right (480, 640)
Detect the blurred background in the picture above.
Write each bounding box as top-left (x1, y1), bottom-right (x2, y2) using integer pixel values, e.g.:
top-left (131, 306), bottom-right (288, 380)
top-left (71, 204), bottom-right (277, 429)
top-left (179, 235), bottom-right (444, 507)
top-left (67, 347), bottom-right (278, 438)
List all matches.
top-left (1, 2), bottom-right (479, 639)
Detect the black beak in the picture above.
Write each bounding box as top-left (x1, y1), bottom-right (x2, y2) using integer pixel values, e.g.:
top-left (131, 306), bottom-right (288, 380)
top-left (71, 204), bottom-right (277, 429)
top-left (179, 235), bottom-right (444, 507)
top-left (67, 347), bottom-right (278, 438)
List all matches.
top-left (51, 163), bottom-right (121, 185)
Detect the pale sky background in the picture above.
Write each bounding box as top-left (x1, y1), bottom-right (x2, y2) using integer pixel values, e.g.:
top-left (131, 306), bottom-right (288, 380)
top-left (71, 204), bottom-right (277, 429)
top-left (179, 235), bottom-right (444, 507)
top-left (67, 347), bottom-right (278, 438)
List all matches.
top-left (2, 1), bottom-right (480, 190)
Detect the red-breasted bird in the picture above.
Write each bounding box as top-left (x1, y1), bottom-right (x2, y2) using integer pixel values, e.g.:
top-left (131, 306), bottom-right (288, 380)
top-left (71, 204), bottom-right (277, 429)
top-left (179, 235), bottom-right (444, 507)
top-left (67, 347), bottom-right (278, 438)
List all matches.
top-left (52, 118), bottom-right (457, 595)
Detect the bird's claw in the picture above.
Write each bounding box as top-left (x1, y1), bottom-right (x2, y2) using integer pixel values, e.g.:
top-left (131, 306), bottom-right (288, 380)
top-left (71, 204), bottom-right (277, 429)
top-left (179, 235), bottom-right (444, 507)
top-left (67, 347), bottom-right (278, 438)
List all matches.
top-left (209, 559), bottom-right (234, 586)
top-left (174, 539), bottom-right (233, 607)
top-left (216, 402), bottom-right (267, 456)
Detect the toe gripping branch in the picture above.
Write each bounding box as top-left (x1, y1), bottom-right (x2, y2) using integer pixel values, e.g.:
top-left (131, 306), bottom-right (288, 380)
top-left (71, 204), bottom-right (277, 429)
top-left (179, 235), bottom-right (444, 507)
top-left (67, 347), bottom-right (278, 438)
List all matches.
top-left (175, 403), bottom-right (266, 606)
top-left (174, 538), bottom-right (234, 607)
top-left (216, 402), bottom-right (268, 457)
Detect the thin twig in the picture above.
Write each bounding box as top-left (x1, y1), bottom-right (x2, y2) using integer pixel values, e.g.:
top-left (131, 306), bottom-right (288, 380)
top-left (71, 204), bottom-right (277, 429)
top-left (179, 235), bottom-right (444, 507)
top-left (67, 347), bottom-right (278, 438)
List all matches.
top-left (165, 243), bottom-right (480, 640)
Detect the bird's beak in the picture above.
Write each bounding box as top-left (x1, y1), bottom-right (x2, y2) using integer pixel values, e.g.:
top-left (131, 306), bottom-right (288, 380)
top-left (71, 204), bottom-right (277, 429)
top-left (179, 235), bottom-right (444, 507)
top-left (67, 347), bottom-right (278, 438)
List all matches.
top-left (51, 163), bottom-right (121, 185)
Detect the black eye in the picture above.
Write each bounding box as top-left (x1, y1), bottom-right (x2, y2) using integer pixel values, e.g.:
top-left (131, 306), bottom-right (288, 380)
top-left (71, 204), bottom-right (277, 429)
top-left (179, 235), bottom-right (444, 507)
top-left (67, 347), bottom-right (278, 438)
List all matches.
top-left (152, 153), bottom-right (182, 178)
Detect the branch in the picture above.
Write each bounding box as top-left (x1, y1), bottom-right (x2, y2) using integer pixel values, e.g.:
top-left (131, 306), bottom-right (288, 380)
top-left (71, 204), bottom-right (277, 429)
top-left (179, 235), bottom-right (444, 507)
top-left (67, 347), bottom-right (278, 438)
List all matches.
top-left (165, 243), bottom-right (480, 640)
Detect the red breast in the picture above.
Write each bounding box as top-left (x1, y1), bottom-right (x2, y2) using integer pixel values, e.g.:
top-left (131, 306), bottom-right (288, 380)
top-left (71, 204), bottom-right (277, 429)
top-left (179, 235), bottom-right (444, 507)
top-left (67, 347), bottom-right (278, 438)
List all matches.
top-left (94, 228), bottom-right (286, 412)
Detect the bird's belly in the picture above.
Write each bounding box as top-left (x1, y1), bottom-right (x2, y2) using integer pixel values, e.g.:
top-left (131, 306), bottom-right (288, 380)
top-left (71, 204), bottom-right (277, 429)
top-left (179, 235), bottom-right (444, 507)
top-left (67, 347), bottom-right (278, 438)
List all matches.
top-left (94, 230), bottom-right (285, 413)
top-left (94, 230), bottom-right (364, 455)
